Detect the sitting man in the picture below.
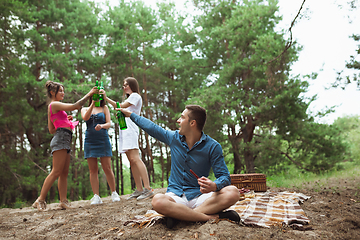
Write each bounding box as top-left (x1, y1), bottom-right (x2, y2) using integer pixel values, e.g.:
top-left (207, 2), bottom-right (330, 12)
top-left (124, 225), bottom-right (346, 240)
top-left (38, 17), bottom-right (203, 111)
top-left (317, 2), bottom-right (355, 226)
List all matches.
top-left (118, 104), bottom-right (240, 228)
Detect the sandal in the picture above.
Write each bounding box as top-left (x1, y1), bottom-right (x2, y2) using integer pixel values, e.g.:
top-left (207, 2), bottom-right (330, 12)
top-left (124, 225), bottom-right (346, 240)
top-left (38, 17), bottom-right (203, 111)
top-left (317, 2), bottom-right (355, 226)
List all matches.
top-left (32, 198), bottom-right (46, 211)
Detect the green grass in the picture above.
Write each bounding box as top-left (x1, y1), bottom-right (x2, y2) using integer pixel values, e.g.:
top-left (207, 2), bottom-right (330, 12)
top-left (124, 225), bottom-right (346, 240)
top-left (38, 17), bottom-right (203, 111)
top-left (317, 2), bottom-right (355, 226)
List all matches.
top-left (267, 161), bottom-right (360, 189)
top-left (13, 199), bottom-right (28, 209)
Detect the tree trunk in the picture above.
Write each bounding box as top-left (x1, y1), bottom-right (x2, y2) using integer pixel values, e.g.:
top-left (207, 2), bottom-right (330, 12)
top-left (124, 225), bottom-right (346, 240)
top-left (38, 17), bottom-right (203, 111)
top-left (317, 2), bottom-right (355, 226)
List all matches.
top-left (229, 139), bottom-right (243, 174)
top-left (141, 44), bottom-right (155, 183)
top-left (81, 165), bottom-right (87, 200)
top-left (78, 121), bottom-right (83, 159)
top-left (34, 20), bottom-right (41, 81)
top-left (120, 153), bottom-right (124, 195)
top-left (244, 148), bottom-right (255, 173)
top-left (242, 115), bottom-right (256, 173)
top-left (158, 140), bottom-right (164, 187)
top-left (70, 126), bottom-right (79, 201)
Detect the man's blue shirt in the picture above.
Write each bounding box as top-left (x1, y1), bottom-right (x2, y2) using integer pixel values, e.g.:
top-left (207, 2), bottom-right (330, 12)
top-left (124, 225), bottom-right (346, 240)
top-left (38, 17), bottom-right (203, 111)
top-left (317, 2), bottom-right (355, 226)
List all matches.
top-left (130, 113), bottom-right (231, 201)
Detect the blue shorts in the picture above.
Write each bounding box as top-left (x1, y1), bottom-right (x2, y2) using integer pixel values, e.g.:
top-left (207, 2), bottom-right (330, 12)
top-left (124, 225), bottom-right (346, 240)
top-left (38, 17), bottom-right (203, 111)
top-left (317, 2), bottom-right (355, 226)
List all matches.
top-left (50, 128), bottom-right (73, 155)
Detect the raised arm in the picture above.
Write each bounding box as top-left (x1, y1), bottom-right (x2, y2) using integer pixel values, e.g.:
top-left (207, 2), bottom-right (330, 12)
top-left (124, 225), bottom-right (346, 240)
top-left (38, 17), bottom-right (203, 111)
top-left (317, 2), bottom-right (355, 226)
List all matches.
top-left (105, 96), bottom-right (117, 108)
top-left (126, 111), bottom-right (175, 146)
top-left (101, 89), bottom-right (132, 109)
top-left (81, 100), bottom-right (95, 121)
top-left (100, 89), bottom-right (117, 108)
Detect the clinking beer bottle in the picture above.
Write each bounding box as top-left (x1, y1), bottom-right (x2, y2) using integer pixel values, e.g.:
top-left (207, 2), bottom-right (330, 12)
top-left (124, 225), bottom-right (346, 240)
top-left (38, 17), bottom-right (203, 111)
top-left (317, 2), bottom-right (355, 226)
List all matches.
top-left (93, 80), bottom-right (100, 107)
top-left (117, 102), bottom-right (127, 130)
top-left (99, 81), bottom-right (104, 102)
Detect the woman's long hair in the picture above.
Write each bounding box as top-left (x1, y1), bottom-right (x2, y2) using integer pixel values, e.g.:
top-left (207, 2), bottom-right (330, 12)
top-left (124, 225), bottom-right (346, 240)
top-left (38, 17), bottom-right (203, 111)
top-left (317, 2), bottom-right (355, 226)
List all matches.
top-left (123, 77), bottom-right (140, 99)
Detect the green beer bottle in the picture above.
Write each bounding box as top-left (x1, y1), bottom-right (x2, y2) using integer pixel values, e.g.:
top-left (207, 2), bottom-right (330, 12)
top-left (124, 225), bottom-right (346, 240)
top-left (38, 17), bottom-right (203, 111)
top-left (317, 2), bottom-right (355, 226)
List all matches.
top-left (99, 81), bottom-right (104, 102)
top-left (93, 80), bottom-right (100, 107)
top-left (117, 102), bottom-right (127, 130)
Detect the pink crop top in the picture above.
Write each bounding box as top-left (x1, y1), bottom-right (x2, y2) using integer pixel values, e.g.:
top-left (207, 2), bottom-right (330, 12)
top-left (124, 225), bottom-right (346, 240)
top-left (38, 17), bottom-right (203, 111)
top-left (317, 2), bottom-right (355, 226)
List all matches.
top-left (49, 103), bottom-right (79, 130)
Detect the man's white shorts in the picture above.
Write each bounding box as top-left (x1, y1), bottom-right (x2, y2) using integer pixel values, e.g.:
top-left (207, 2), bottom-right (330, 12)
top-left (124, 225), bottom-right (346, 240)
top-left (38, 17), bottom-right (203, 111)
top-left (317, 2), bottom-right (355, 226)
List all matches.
top-left (165, 192), bottom-right (214, 209)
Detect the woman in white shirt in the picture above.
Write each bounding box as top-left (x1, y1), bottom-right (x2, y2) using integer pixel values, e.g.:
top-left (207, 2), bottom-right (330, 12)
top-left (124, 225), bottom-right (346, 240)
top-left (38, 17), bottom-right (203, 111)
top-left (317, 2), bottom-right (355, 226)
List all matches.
top-left (103, 77), bottom-right (153, 200)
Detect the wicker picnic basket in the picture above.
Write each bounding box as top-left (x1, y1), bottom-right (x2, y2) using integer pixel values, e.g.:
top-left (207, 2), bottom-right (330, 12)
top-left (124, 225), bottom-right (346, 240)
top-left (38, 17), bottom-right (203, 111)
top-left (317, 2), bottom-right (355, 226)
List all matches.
top-left (230, 173), bottom-right (267, 192)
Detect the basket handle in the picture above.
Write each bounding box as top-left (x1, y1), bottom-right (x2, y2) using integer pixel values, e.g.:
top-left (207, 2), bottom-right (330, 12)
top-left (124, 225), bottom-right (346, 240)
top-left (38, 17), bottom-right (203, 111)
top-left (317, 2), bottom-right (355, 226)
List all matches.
top-left (240, 178), bottom-right (253, 183)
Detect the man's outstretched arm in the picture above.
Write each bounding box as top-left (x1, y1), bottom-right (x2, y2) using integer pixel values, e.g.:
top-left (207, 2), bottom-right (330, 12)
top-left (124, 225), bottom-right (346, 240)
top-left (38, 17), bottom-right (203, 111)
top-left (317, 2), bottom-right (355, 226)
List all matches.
top-left (119, 108), bottom-right (174, 146)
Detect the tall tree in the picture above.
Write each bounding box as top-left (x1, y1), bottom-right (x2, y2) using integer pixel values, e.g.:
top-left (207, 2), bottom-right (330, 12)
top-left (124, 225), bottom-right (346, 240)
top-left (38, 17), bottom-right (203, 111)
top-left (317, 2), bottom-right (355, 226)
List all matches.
top-left (0, 0), bottom-right (104, 205)
top-left (145, 1), bottom-right (207, 183)
top-left (0, 0), bottom-right (42, 206)
top-left (102, 0), bottom-right (159, 187)
top-left (190, 0), bottom-right (345, 173)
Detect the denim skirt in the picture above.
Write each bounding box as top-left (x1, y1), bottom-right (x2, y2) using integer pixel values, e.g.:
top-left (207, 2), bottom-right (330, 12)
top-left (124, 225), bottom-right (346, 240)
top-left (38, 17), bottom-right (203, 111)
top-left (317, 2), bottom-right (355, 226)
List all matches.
top-left (50, 128), bottom-right (73, 155)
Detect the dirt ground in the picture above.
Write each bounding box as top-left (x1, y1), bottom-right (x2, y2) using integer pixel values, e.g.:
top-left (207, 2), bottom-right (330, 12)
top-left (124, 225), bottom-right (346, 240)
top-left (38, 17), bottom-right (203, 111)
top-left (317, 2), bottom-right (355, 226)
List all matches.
top-left (1, 176), bottom-right (360, 240)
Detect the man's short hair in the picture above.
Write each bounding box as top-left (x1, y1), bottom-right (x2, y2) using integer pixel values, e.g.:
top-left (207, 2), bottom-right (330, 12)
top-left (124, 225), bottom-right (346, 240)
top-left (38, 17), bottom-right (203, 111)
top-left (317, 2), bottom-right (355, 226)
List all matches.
top-left (185, 105), bottom-right (207, 131)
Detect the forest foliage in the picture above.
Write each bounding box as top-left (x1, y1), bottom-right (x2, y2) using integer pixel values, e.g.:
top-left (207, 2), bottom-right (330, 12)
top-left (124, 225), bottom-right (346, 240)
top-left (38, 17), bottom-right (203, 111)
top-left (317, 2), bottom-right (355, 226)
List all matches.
top-left (0, 0), bottom-right (356, 207)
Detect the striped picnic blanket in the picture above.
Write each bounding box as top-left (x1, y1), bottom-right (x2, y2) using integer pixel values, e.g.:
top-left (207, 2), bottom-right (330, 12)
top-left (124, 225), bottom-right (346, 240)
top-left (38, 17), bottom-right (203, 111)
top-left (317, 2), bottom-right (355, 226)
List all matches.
top-left (124, 191), bottom-right (310, 229)
top-left (229, 191), bottom-right (310, 228)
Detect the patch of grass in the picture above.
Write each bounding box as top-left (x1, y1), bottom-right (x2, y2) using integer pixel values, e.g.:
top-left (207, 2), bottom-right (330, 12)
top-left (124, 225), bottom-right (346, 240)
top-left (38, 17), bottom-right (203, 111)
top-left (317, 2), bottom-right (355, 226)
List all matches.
top-left (152, 181), bottom-right (168, 190)
top-left (13, 199), bottom-right (27, 209)
top-left (267, 161), bottom-right (360, 190)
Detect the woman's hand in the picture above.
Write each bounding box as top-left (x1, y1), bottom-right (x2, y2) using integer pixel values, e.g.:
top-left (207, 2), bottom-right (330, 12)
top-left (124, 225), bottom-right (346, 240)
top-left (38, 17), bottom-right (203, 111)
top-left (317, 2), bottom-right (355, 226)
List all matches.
top-left (116, 108), bottom-right (132, 117)
top-left (99, 89), bottom-right (106, 99)
top-left (67, 115), bottom-right (73, 121)
top-left (89, 86), bottom-right (98, 96)
top-left (94, 124), bottom-right (102, 131)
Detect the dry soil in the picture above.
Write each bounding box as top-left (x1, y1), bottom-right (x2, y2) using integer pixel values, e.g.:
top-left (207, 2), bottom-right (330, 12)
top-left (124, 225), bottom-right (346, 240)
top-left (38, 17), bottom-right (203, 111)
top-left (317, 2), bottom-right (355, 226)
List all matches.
top-left (1, 176), bottom-right (360, 239)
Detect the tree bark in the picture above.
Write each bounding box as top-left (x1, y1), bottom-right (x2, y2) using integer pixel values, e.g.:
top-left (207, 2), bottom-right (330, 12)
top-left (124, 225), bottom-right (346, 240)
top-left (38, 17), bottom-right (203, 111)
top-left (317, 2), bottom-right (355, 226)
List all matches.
top-left (242, 115), bottom-right (256, 173)
top-left (142, 44), bottom-right (154, 183)
top-left (158, 140), bottom-right (165, 187)
top-left (228, 122), bottom-right (244, 174)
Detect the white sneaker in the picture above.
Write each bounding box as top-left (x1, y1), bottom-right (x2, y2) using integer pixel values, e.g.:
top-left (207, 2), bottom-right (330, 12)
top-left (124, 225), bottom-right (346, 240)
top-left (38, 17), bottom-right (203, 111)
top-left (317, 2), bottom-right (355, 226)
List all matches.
top-left (111, 191), bottom-right (121, 202)
top-left (90, 194), bottom-right (103, 205)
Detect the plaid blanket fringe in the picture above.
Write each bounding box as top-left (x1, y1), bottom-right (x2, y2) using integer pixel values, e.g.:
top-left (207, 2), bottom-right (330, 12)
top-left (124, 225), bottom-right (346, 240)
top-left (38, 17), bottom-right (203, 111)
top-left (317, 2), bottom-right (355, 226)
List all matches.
top-left (123, 210), bottom-right (164, 228)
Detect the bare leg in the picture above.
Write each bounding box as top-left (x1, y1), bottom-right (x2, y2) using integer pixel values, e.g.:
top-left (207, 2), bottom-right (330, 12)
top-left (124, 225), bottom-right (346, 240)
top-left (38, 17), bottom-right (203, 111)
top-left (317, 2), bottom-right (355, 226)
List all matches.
top-left (126, 149), bottom-right (151, 191)
top-left (100, 156), bottom-right (116, 192)
top-left (38, 149), bottom-right (69, 201)
top-left (194, 185), bottom-right (240, 215)
top-left (87, 157), bottom-right (99, 195)
top-left (151, 185), bottom-right (240, 222)
top-left (58, 152), bottom-right (71, 202)
top-left (152, 194), bottom-right (213, 222)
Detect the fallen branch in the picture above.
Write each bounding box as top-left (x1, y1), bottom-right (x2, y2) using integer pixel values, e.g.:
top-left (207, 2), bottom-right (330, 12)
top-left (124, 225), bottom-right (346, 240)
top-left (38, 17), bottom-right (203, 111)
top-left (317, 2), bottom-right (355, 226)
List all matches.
top-left (9, 168), bottom-right (22, 189)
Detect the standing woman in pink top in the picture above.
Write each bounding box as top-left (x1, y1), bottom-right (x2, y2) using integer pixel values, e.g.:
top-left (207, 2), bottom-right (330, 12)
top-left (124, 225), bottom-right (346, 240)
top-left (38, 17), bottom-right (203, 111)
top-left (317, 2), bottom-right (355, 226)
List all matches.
top-left (32, 81), bottom-right (97, 211)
